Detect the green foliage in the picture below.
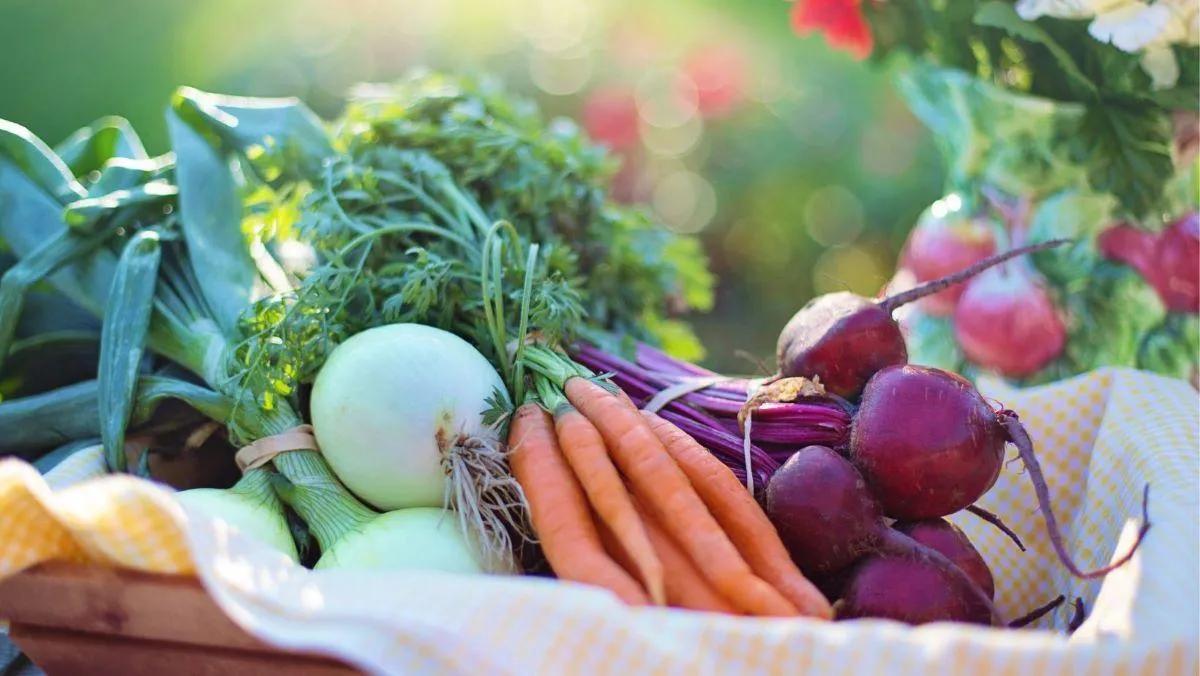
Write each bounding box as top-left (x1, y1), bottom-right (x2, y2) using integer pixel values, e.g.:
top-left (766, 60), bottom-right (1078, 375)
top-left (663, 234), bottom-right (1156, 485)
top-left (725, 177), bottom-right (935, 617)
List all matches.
top-left (1139, 313), bottom-right (1200, 381)
top-left (901, 311), bottom-right (966, 374)
top-left (1023, 263), bottom-right (1166, 386)
top-left (232, 73), bottom-right (714, 411)
top-left (867, 0), bottom-right (1198, 220)
top-left (1026, 190), bottom-right (1118, 287)
top-left (1069, 105), bottom-right (1175, 221)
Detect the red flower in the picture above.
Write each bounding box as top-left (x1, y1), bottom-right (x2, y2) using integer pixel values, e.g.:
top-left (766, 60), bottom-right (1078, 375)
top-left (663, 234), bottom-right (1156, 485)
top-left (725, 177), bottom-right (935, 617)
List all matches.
top-left (790, 0), bottom-right (874, 60)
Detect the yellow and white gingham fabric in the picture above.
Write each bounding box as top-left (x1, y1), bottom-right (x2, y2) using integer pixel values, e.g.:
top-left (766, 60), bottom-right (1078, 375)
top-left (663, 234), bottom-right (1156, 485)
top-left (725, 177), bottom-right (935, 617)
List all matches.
top-left (0, 367), bottom-right (1196, 675)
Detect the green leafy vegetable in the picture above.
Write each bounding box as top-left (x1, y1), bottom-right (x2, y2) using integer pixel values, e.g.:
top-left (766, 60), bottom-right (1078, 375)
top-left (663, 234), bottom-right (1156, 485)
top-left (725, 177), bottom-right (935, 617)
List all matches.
top-left (1138, 313), bottom-right (1200, 382)
top-left (233, 73), bottom-right (713, 419)
top-left (1026, 190), bottom-right (1117, 287)
top-left (1070, 105), bottom-right (1174, 220)
top-left (0, 330), bottom-right (100, 399)
top-left (99, 230), bottom-right (162, 472)
top-left (53, 116), bottom-right (148, 180)
top-left (972, 2), bottom-right (1096, 98)
top-left (1022, 263), bottom-right (1167, 386)
top-left (0, 228), bottom-right (113, 373)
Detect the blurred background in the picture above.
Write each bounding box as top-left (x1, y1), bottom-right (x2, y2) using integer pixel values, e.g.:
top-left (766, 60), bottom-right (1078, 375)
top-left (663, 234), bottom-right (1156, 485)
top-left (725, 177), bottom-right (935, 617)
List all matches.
top-left (0, 0), bottom-right (946, 372)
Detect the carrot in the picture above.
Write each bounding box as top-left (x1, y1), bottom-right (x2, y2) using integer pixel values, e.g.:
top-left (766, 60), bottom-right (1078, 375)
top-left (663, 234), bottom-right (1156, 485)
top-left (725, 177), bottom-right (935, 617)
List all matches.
top-left (599, 493), bottom-right (743, 615)
top-left (507, 403), bottom-right (650, 606)
top-left (563, 377), bottom-right (799, 618)
top-left (642, 410), bottom-right (834, 620)
top-left (553, 404), bottom-right (667, 606)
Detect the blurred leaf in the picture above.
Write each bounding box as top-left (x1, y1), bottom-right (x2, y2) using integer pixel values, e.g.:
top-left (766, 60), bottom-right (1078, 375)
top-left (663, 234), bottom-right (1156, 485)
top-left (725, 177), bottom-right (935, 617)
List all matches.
top-left (53, 116), bottom-right (148, 180)
top-left (1056, 263), bottom-right (1165, 373)
top-left (973, 2), bottom-right (1096, 98)
top-left (0, 119), bottom-right (86, 204)
top-left (1138, 313), bottom-right (1200, 381)
top-left (88, 155), bottom-right (173, 197)
top-left (0, 375), bottom-right (234, 458)
top-left (1026, 190), bottom-right (1118, 287)
top-left (0, 228), bottom-right (114, 374)
top-left (0, 128), bottom-right (118, 316)
top-left (640, 313), bottom-right (706, 363)
top-left (15, 290), bottom-right (101, 338)
top-left (1071, 105), bottom-right (1173, 219)
top-left (64, 179), bottom-right (178, 230)
top-left (901, 311), bottom-right (965, 373)
top-left (171, 87), bottom-right (333, 185)
top-left (166, 106), bottom-right (259, 337)
top-left (0, 330), bottom-right (100, 399)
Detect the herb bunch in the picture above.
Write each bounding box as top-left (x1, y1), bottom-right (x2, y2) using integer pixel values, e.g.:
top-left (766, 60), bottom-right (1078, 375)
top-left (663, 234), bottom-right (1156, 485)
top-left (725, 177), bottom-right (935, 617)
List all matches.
top-left (231, 72), bottom-right (715, 421)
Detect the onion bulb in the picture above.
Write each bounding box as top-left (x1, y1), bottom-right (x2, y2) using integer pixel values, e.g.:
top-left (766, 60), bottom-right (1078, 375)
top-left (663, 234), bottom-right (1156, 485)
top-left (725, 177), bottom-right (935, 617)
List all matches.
top-left (175, 470), bottom-right (299, 563)
top-left (309, 323), bottom-right (524, 570)
top-left (315, 507), bottom-right (503, 574)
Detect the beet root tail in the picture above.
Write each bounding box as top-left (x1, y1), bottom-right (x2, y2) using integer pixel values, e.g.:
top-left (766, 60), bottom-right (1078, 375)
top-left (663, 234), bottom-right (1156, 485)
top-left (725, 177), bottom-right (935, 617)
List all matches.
top-left (1008, 594), bottom-right (1066, 628)
top-left (879, 239), bottom-right (1072, 314)
top-left (966, 504), bottom-right (1027, 552)
top-left (1068, 598), bottom-right (1087, 633)
top-left (1000, 412), bottom-right (1152, 579)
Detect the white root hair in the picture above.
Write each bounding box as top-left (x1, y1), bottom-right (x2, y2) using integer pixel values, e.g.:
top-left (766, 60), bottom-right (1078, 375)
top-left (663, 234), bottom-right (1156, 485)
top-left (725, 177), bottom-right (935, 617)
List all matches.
top-left (443, 433), bottom-right (535, 574)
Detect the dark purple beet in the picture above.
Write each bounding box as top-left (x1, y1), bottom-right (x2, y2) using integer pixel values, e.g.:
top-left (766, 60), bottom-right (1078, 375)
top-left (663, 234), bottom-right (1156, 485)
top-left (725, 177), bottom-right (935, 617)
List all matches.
top-left (776, 293), bottom-right (907, 401)
top-left (775, 240), bottom-right (1068, 399)
top-left (850, 365), bottom-right (1006, 520)
top-left (763, 446), bottom-right (882, 576)
top-left (895, 518), bottom-right (995, 600)
top-left (835, 529), bottom-right (995, 626)
top-left (852, 363), bottom-right (1153, 579)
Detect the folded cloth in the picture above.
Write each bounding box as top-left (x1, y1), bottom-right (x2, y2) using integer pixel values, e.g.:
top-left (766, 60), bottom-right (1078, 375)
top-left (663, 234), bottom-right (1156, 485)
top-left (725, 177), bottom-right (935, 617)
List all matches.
top-left (0, 367), bottom-right (1195, 675)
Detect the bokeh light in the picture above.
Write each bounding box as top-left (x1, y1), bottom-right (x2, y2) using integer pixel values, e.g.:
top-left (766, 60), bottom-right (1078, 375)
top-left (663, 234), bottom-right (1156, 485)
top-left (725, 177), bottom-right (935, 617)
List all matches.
top-left (530, 46), bottom-right (594, 96)
top-left (635, 68), bottom-right (700, 130)
top-left (653, 170), bottom-right (718, 234)
top-left (811, 244), bottom-right (889, 297)
top-left (0, 0), bottom-right (946, 371)
top-left (803, 185), bottom-right (865, 247)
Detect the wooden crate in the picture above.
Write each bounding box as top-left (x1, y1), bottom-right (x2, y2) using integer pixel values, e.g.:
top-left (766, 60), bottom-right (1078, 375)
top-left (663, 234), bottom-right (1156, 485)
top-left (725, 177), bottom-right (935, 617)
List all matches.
top-left (0, 562), bottom-right (363, 676)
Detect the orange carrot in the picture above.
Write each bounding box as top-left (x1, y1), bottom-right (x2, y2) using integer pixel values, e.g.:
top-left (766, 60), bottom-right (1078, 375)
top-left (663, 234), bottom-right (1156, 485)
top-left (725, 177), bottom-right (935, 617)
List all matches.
top-left (642, 410), bottom-right (834, 620)
top-left (553, 404), bottom-right (667, 606)
top-left (563, 377), bottom-right (799, 618)
top-left (507, 403), bottom-right (650, 606)
top-left (600, 493), bottom-right (743, 615)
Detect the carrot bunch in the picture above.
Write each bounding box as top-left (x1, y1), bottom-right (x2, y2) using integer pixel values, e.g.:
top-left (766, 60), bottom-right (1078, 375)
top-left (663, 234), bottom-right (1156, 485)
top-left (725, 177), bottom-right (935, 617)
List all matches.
top-left (507, 346), bottom-right (832, 619)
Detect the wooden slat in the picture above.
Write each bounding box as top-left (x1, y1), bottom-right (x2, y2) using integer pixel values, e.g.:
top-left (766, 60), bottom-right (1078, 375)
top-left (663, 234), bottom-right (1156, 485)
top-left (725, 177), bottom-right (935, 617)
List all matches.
top-left (0, 562), bottom-right (362, 673)
top-left (0, 563), bottom-right (270, 651)
top-left (9, 624), bottom-right (361, 676)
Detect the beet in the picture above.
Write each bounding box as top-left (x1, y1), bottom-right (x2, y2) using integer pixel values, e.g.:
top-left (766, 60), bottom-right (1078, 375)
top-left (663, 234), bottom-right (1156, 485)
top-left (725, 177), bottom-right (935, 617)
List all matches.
top-left (850, 365), bottom-right (1006, 520)
top-left (900, 206), bottom-right (997, 316)
top-left (764, 445), bottom-right (882, 576)
top-left (1100, 213), bottom-right (1199, 314)
top-left (776, 240), bottom-right (1068, 398)
top-left (953, 260), bottom-right (1067, 378)
top-left (894, 518), bottom-right (995, 600)
top-left (851, 363), bottom-right (1153, 579)
top-left (1151, 212), bottom-right (1199, 313)
top-left (835, 529), bottom-right (996, 626)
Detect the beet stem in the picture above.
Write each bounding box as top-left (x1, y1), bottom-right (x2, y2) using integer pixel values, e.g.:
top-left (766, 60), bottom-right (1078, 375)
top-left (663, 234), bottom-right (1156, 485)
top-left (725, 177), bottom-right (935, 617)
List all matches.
top-left (1008, 595), bottom-right (1066, 628)
top-left (878, 238), bottom-right (1071, 314)
top-left (966, 504), bottom-right (1027, 552)
top-left (1001, 414), bottom-right (1152, 579)
top-left (1068, 598), bottom-right (1087, 633)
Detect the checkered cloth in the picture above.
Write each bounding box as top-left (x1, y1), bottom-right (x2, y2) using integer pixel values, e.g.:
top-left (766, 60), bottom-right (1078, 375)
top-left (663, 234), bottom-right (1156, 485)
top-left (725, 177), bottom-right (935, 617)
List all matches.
top-left (0, 367), bottom-right (1196, 675)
